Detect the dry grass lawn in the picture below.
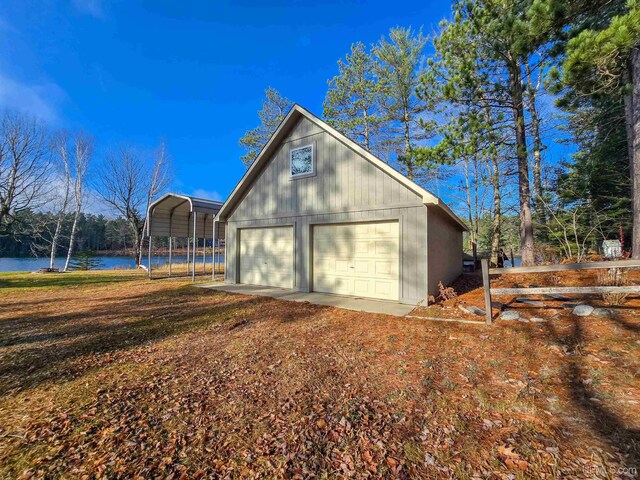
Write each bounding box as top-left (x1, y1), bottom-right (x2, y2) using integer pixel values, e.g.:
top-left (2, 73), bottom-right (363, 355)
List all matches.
top-left (0, 270), bottom-right (639, 479)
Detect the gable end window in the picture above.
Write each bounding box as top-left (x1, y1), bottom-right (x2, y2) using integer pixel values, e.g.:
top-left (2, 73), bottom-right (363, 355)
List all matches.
top-left (290, 144), bottom-right (314, 178)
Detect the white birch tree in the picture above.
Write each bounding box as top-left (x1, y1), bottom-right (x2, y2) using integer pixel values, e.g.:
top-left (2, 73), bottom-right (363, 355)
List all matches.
top-left (49, 132), bottom-right (72, 269)
top-left (63, 133), bottom-right (93, 272)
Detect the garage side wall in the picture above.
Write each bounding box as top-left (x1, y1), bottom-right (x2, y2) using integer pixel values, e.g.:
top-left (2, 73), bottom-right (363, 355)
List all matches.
top-left (224, 117), bottom-right (429, 305)
top-left (426, 207), bottom-right (463, 297)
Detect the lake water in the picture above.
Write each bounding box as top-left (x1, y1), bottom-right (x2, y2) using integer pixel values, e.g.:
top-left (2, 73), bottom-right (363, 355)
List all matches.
top-left (0, 255), bottom-right (224, 272)
top-left (1, 254), bottom-right (514, 273)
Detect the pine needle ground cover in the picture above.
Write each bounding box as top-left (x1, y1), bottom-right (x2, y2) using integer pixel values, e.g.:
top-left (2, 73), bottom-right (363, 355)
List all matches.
top-left (0, 271), bottom-right (638, 478)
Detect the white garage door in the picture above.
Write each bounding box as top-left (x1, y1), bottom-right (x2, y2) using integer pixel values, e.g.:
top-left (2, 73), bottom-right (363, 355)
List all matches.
top-left (313, 221), bottom-right (399, 301)
top-left (239, 227), bottom-right (294, 288)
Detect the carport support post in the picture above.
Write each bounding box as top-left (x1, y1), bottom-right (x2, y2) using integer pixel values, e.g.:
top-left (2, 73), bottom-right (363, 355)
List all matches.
top-left (481, 259), bottom-right (492, 325)
top-left (168, 237), bottom-right (172, 277)
top-left (147, 212), bottom-right (152, 280)
top-left (192, 212), bottom-right (197, 282)
top-left (212, 220), bottom-right (216, 280)
top-left (216, 239), bottom-right (220, 276)
top-left (148, 235), bottom-right (152, 280)
top-left (168, 211), bottom-right (173, 278)
top-left (201, 236), bottom-right (205, 274)
top-left (202, 214), bottom-right (207, 274)
top-left (186, 212), bottom-right (191, 275)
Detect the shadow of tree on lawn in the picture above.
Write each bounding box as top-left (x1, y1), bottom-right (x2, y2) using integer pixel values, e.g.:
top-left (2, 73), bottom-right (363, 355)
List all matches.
top-left (0, 287), bottom-right (273, 397)
top-left (523, 317), bottom-right (640, 472)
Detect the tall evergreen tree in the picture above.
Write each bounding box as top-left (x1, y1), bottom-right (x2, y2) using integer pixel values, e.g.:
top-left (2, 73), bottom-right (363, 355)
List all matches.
top-left (524, 60), bottom-right (549, 231)
top-left (419, 0), bottom-right (544, 265)
top-left (323, 42), bottom-right (388, 154)
top-left (373, 27), bottom-right (431, 180)
top-left (566, 5), bottom-right (639, 256)
top-left (418, 14), bottom-right (513, 263)
top-left (529, 0), bottom-right (640, 256)
top-left (556, 95), bottom-right (632, 245)
top-left (239, 87), bottom-right (293, 167)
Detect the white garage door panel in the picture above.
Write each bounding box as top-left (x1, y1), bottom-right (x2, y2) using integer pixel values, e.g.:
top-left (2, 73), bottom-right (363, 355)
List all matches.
top-left (240, 227), bottom-right (293, 288)
top-left (313, 221), bottom-right (399, 301)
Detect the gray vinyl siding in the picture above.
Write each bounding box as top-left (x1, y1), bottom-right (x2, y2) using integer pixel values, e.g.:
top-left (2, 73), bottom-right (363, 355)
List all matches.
top-left (225, 116), bottom-right (430, 305)
top-left (426, 207), bottom-right (463, 296)
top-left (227, 117), bottom-right (423, 221)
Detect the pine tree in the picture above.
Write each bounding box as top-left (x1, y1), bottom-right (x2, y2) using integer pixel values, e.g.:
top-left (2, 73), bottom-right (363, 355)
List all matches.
top-left (417, 15), bottom-right (512, 264)
top-left (373, 27), bottom-right (431, 180)
top-left (555, 95), bottom-right (632, 248)
top-left (565, 5), bottom-right (640, 257)
top-left (68, 249), bottom-right (104, 271)
top-left (530, 0), bottom-right (640, 257)
top-left (239, 87), bottom-right (293, 167)
top-left (418, 0), bottom-right (545, 265)
top-left (323, 42), bottom-right (388, 154)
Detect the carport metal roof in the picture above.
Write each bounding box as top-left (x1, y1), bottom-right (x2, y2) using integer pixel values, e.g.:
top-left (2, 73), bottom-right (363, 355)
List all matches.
top-left (146, 193), bottom-right (225, 239)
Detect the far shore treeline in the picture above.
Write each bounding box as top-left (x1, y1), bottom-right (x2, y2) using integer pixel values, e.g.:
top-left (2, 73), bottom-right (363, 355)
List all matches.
top-left (0, 210), bottom-right (188, 258)
top-left (0, 111), bottom-right (170, 270)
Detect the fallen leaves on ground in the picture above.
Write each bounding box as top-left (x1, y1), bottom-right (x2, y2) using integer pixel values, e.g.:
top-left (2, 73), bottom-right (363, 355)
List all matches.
top-left (0, 271), bottom-right (638, 478)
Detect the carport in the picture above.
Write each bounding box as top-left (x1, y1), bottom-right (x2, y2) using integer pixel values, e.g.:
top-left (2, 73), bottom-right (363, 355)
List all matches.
top-left (146, 193), bottom-right (225, 281)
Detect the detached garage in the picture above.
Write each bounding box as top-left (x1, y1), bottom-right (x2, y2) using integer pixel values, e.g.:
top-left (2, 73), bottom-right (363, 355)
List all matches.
top-left (215, 105), bottom-right (467, 305)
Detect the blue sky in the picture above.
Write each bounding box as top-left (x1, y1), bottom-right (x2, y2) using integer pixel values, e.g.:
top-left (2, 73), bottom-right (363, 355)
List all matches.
top-left (0, 0), bottom-right (456, 206)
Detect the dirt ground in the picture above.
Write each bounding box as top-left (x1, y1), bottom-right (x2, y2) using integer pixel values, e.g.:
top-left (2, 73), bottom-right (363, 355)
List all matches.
top-left (0, 270), bottom-right (638, 479)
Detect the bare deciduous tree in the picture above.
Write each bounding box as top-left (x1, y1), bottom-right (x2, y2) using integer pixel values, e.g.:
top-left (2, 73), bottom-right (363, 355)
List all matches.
top-left (63, 132), bottom-right (93, 272)
top-left (540, 196), bottom-right (606, 263)
top-left (95, 142), bottom-right (170, 265)
top-left (0, 111), bottom-right (51, 235)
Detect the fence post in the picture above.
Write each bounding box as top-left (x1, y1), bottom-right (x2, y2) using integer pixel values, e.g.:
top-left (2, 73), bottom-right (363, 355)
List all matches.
top-left (481, 259), bottom-right (492, 325)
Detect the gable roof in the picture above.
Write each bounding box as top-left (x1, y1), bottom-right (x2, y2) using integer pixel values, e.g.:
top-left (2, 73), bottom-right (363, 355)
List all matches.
top-left (146, 193), bottom-right (224, 237)
top-left (216, 104), bottom-right (467, 231)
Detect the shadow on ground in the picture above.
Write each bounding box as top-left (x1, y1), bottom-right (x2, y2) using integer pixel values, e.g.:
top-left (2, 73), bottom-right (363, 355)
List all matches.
top-left (522, 317), bottom-right (640, 471)
top-left (0, 286), bottom-right (297, 396)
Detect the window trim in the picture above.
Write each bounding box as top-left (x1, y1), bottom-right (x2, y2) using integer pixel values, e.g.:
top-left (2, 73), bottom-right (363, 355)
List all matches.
top-left (289, 143), bottom-right (315, 179)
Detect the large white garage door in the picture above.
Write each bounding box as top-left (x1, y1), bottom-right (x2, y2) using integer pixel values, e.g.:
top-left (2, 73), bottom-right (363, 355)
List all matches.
top-left (313, 221), bottom-right (399, 301)
top-left (239, 227), bottom-right (294, 288)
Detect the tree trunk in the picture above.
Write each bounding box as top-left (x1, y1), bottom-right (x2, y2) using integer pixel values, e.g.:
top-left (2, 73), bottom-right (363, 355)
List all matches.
top-left (403, 106), bottom-right (414, 180)
top-left (525, 63), bottom-right (546, 230)
top-left (463, 157), bottom-right (475, 245)
top-left (490, 155), bottom-right (502, 265)
top-left (63, 208), bottom-right (80, 272)
top-left (132, 221), bottom-right (144, 267)
top-left (509, 57), bottom-right (535, 265)
top-left (50, 212), bottom-right (65, 269)
top-left (50, 172), bottom-right (71, 270)
top-left (629, 47), bottom-right (640, 259)
top-left (363, 107), bottom-right (370, 151)
top-left (530, 101), bottom-right (545, 227)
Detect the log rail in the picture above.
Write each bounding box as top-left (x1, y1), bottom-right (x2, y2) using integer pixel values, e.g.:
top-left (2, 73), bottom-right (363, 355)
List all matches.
top-left (480, 259), bottom-right (640, 325)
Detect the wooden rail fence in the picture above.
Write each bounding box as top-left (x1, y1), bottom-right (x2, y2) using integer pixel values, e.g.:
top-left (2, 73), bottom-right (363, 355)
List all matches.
top-left (481, 258), bottom-right (640, 325)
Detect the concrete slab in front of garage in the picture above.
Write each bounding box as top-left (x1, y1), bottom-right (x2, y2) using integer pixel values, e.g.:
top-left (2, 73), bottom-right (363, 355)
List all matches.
top-left (196, 283), bottom-right (414, 317)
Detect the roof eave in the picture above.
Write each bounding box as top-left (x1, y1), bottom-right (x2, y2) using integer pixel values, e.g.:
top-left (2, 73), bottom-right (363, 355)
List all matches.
top-left (424, 199), bottom-right (469, 232)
